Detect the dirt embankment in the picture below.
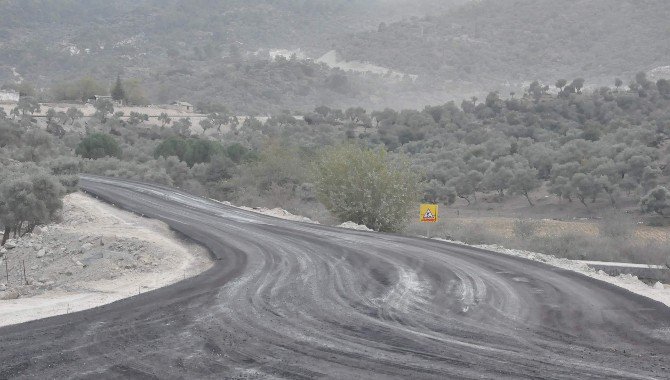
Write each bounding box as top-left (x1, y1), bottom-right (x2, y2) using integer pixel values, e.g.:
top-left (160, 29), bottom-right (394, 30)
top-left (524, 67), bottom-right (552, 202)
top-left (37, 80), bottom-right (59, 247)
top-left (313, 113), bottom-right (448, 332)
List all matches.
top-left (0, 192), bottom-right (212, 327)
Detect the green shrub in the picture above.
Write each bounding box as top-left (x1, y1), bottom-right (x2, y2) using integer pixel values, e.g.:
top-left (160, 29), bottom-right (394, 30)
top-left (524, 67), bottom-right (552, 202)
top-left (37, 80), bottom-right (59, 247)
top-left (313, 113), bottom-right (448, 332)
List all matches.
top-left (83, 157), bottom-right (175, 186)
top-left (313, 144), bottom-right (419, 232)
top-left (57, 175), bottom-right (80, 194)
top-left (641, 186), bottom-right (670, 217)
top-left (50, 157), bottom-right (81, 175)
top-left (75, 133), bottom-right (121, 159)
top-left (154, 137), bottom-right (227, 167)
top-left (645, 216), bottom-right (670, 227)
top-left (226, 143), bottom-right (251, 163)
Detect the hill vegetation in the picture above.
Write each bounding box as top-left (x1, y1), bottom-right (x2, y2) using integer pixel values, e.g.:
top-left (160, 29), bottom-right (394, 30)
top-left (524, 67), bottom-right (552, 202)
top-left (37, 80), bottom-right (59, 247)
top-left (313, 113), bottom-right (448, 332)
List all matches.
top-left (294, 75), bottom-right (670, 218)
top-left (5, 0), bottom-right (669, 112)
top-left (2, 73), bottom-right (670, 262)
top-left (336, 0), bottom-right (670, 92)
top-left (0, 0), bottom-right (464, 112)
top-left (0, 0), bottom-right (463, 53)
top-left (1, 1), bottom-right (670, 263)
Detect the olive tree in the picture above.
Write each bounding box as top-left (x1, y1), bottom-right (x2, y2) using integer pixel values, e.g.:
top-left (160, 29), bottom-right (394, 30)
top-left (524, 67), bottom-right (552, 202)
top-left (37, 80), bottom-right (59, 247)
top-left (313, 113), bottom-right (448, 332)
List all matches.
top-left (640, 186), bottom-right (670, 217)
top-left (12, 96), bottom-right (41, 117)
top-left (0, 173), bottom-right (65, 245)
top-left (483, 159), bottom-right (514, 198)
top-left (199, 119), bottom-right (214, 135)
top-left (158, 112), bottom-right (172, 128)
top-left (313, 144), bottom-right (420, 232)
top-left (449, 170), bottom-right (483, 205)
top-left (128, 112), bottom-right (149, 126)
top-left (570, 173), bottom-right (600, 208)
top-left (509, 163), bottom-right (541, 206)
top-left (66, 107), bottom-right (84, 125)
top-left (93, 99), bottom-right (114, 123)
top-left (172, 118), bottom-right (193, 137)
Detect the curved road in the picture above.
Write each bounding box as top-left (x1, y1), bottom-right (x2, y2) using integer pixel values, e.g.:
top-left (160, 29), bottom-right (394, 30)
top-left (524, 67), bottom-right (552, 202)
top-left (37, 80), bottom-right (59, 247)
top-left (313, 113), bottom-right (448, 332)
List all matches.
top-left (1, 176), bottom-right (669, 379)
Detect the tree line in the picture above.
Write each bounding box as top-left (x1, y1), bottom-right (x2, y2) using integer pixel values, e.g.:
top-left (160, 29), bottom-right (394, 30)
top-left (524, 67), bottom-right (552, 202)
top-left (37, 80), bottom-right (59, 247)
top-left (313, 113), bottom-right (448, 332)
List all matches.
top-left (2, 73), bottom-right (669, 244)
top-left (299, 73), bottom-right (670, 215)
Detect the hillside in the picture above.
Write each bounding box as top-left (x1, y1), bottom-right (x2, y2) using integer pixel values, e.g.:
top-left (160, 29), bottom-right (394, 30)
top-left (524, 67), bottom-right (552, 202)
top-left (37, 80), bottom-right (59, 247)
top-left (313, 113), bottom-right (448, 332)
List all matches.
top-left (335, 0), bottom-right (670, 91)
top-left (0, 1), bottom-right (464, 79)
top-left (0, 0), bottom-right (465, 112)
top-left (2, 0), bottom-right (670, 112)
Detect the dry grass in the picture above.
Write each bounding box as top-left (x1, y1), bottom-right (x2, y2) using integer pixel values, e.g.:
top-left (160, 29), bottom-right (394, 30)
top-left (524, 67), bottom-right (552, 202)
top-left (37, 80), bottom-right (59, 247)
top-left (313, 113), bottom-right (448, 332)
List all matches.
top-left (424, 216), bottom-right (668, 242)
top-left (407, 213), bottom-right (670, 265)
top-left (636, 226), bottom-right (670, 242)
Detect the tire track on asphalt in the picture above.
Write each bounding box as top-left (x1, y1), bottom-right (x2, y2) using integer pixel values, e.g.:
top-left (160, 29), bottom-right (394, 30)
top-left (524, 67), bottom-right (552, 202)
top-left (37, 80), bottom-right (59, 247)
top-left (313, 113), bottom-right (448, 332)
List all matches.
top-left (0, 175), bottom-right (668, 379)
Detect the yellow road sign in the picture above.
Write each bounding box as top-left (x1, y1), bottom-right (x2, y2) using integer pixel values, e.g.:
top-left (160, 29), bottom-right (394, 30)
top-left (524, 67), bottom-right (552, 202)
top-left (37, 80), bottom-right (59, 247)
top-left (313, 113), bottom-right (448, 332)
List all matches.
top-left (420, 204), bottom-right (438, 223)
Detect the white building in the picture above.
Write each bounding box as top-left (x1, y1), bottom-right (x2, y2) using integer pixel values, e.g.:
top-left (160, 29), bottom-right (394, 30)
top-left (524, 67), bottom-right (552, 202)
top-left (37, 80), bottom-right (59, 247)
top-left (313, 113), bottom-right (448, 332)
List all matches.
top-left (0, 90), bottom-right (20, 104)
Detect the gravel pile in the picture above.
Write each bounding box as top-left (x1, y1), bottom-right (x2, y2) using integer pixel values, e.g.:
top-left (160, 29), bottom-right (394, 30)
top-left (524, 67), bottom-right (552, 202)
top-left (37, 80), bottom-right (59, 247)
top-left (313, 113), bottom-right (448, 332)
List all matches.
top-left (0, 228), bottom-right (160, 299)
top-left (0, 192), bottom-right (211, 307)
top-left (337, 221), bottom-right (374, 231)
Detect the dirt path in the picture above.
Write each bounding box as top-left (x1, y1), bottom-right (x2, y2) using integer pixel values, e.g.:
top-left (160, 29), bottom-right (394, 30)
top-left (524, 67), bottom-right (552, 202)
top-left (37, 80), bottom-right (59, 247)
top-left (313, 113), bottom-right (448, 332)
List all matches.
top-left (0, 192), bottom-right (212, 327)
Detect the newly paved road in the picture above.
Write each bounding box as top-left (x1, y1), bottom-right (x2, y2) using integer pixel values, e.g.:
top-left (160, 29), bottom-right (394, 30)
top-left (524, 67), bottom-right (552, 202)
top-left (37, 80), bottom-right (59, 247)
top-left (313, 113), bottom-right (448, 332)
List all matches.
top-left (1, 176), bottom-right (669, 379)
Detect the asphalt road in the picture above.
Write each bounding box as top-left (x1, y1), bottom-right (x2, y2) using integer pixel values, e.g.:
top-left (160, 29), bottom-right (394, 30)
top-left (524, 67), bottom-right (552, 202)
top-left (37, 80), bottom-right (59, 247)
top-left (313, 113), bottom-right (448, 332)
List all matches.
top-left (1, 176), bottom-right (669, 379)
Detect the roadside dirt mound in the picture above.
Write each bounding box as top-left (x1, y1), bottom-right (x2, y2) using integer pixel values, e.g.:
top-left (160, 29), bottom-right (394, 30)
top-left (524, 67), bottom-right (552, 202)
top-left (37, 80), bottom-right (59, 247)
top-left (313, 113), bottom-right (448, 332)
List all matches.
top-left (0, 192), bottom-right (212, 326)
top-left (337, 221), bottom-right (373, 231)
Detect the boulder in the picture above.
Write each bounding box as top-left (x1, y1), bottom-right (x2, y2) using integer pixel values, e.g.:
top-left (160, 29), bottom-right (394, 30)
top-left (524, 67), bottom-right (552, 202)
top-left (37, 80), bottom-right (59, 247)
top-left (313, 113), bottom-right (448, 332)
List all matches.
top-left (4, 240), bottom-right (17, 249)
top-left (36, 248), bottom-right (46, 258)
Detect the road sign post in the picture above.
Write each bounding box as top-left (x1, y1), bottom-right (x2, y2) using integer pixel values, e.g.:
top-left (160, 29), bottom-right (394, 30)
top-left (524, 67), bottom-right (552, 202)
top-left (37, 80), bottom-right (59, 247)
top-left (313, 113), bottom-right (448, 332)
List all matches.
top-left (420, 204), bottom-right (438, 238)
